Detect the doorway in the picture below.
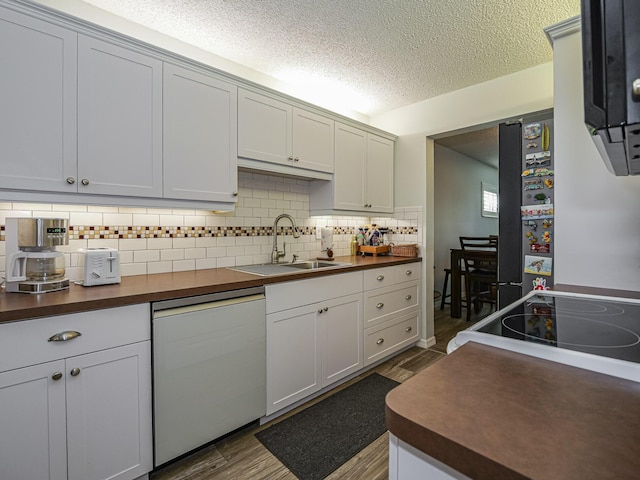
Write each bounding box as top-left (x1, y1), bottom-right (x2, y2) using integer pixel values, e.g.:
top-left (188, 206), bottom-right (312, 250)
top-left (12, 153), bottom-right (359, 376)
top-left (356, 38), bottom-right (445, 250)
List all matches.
top-left (433, 126), bottom-right (499, 322)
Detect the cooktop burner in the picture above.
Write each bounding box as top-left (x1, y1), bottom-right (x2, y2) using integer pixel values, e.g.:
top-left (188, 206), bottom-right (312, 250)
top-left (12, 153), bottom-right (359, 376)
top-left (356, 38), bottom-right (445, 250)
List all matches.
top-left (475, 293), bottom-right (640, 364)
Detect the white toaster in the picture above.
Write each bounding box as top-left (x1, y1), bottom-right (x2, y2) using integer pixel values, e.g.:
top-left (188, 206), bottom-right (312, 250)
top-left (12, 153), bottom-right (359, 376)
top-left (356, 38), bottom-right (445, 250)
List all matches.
top-left (78, 247), bottom-right (121, 286)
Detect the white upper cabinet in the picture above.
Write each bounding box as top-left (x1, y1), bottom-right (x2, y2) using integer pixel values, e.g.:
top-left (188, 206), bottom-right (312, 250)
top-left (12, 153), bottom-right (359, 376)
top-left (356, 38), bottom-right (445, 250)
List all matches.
top-left (238, 89), bottom-right (334, 175)
top-left (0, 6), bottom-right (77, 193)
top-left (77, 35), bottom-right (163, 197)
top-left (366, 132), bottom-right (394, 213)
top-left (310, 122), bottom-right (394, 215)
top-left (163, 63), bottom-right (238, 203)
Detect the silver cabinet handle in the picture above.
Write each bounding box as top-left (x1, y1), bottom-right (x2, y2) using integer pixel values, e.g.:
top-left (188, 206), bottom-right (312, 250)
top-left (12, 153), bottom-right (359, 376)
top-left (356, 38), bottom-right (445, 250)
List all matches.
top-left (318, 309), bottom-right (323, 314)
top-left (288, 156), bottom-right (294, 161)
top-left (66, 177), bottom-right (76, 184)
top-left (294, 157), bottom-right (299, 162)
top-left (232, 191), bottom-right (238, 196)
top-left (377, 275), bottom-right (384, 281)
top-left (376, 302), bottom-right (384, 309)
top-left (376, 338), bottom-right (384, 345)
top-left (405, 294), bottom-right (412, 300)
top-left (52, 372), bottom-right (63, 381)
top-left (81, 178), bottom-right (90, 186)
top-left (406, 270), bottom-right (412, 276)
top-left (48, 331), bottom-right (82, 342)
top-left (323, 307), bottom-right (328, 312)
top-left (70, 367), bottom-right (81, 377)
top-left (405, 326), bottom-right (412, 332)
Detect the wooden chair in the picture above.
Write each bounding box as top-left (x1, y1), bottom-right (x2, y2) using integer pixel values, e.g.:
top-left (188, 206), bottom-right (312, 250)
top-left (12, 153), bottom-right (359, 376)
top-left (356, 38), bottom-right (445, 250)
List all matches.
top-left (459, 236), bottom-right (498, 321)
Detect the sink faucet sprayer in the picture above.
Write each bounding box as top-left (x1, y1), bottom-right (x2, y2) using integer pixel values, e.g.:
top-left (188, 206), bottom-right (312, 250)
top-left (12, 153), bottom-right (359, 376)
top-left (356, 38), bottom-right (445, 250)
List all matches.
top-left (272, 214), bottom-right (301, 263)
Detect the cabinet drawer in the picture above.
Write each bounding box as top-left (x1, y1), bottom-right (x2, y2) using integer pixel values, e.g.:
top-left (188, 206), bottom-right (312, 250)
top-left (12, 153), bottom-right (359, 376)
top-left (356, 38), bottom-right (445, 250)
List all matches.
top-left (364, 281), bottom-right (419, 328)
top-left (0, 304), bottom-right (150, 372)
top-left (363, 263), bottom-right (420, 290)
top-left (364, 312), bottom-right (419, 367)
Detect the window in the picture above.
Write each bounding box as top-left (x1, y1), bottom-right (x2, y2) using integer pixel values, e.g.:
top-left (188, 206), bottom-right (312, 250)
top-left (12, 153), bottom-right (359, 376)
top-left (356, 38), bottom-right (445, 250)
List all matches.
top-left (482, 182), bottom-right (498, 218)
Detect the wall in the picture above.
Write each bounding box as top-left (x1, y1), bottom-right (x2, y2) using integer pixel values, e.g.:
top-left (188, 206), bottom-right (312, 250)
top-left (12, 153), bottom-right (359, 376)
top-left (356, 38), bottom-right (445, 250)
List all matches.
top-left (433, 145), bottom-right (498, 297)
top-left (551, 27), bottom-right (640, 289)
top-left (0, 172), bottom-right (421, 283)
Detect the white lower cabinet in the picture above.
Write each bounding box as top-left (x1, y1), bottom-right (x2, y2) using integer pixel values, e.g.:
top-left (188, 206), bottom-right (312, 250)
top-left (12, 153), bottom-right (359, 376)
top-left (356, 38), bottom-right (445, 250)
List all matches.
top-left (266, 273), bottom-right (362, 416)
top-left (0, 304), bottom-right (152, 480)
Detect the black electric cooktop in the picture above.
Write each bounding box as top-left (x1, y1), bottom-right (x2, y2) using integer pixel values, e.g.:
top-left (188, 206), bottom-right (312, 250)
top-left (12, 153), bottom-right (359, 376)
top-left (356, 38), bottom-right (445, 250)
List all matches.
top-left (476, 293), bottom-right (640, 364)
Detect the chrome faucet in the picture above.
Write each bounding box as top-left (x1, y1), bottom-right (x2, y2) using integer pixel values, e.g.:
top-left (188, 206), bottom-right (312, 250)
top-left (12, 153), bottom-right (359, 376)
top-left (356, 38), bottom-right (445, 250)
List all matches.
top-left (272, 213), bottom-right (300, 263)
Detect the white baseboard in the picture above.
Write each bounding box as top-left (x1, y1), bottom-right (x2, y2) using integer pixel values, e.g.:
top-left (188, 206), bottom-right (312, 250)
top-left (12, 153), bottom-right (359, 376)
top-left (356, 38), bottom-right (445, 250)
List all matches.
top-left (417, 336), bottom-right (436, 349)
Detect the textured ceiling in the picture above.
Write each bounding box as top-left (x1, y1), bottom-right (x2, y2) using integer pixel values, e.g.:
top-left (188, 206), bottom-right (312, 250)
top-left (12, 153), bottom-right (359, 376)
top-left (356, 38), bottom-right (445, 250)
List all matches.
top-left (78, 0), bottom-right (580, 117)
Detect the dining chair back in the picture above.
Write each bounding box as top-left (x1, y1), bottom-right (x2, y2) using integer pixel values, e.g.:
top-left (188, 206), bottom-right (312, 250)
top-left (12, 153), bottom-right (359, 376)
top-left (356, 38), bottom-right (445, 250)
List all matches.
top-left (459, 236), bottom-right (498, 321)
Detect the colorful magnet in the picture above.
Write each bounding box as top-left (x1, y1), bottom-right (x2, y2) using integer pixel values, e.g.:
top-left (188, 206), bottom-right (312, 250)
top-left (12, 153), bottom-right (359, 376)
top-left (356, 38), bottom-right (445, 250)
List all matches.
top-left (524, 123), bottom-right (541, 140)
top-left (524, 178), bottom-right (544, 190)
top-left (530, 243), bottom-right (550, 254)
top-left (544, 178), bottom-right (554, 188)
top-left (524, 255), bottom-right (552, 276)
top-left (542, 124), bottom-right (550, 151)
top-left (534, 193), bottom-right (547, 202)
top-left (525, 231), bottom-right (537, 244)
top-left (526, 141), bottom-right (538, 149)
top-left (542, 231), bottom-right (552, 243)
top-left (523, 220), bottom-right (537, 230)
top-left (525, 151), bottom-right (551, 166)
top-left (521, 169), bottom-right (535, 177)
top-left (533, 168), bottom-right (554, 177)
top-left (542, 218), bottom-right (553, 229)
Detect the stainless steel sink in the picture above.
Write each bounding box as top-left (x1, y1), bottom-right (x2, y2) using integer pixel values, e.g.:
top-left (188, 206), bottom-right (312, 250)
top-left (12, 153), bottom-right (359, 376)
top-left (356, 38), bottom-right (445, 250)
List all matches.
top-left (229, 261), bottom-right (351, 276)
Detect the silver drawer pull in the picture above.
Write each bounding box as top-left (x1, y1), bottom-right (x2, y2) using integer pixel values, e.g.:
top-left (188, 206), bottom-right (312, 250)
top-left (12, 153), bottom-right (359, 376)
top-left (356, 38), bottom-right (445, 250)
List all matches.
top-left (405, 294), bottom-right (412, 300)
top-left (52, 372), bottom-right (63, 381)
top-left (70, 367), bottom-right (81, 377)
top-left (376, 302), bottom-right (384, 309)
top-left (405, 326), bottom-right (412, 332)
top-left (406, 270), bottom-right (412, 275)
top-left (377, 275), bottom-right (384, 281)
top-left (323, 307), bottom-right (328, 312)
top-left (48, 331), bottom-right (82, 342)
top-left (376, 338), bottom-right (384, 345)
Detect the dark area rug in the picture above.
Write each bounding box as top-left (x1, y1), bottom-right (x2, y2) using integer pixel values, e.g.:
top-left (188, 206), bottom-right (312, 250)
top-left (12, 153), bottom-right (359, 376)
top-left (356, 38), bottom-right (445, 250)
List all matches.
top-left (255, 373), bottom-right (400, 480)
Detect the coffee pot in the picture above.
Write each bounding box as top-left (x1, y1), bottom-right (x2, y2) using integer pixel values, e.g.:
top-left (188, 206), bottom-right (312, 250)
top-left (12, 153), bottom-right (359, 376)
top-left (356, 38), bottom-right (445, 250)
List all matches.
top-left (4, 217), bottom-right (70, 293)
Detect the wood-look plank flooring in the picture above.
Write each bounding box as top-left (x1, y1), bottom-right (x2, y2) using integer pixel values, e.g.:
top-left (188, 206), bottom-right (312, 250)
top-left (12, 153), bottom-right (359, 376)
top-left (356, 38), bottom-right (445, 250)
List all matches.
top-left (151, 306), bottom-right (486, 480)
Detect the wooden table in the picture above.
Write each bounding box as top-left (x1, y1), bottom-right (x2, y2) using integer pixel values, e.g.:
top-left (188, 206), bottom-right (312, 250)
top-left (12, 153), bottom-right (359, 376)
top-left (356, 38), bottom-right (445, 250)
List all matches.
top-left (450, 248), bottom-right (497, 318)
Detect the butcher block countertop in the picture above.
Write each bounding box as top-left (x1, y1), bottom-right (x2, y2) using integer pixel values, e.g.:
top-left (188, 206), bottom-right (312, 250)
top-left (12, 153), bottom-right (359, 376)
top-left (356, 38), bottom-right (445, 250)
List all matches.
top-left (0, 255), bottom-right (420, 323)
top-left (386, 342), bottom-right (640, 480)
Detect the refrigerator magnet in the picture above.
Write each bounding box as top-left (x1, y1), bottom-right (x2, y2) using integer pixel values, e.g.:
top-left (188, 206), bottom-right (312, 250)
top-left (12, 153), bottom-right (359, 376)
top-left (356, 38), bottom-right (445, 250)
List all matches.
top-left (524, 255), bottom-right (552, 276)
top-left (524, 123), bottom-right (541, 139)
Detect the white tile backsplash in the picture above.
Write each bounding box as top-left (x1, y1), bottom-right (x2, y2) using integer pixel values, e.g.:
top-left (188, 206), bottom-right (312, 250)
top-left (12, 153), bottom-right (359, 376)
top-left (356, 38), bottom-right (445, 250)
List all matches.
top-left (0, 172), bottom-right (422, 282)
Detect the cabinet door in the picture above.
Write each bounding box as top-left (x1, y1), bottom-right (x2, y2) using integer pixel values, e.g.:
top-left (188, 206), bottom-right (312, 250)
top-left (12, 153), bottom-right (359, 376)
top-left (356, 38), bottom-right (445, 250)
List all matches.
top-left (238, 89), bottom-right (292, 165)
top-left (0, 360), bottom-right (67, 480)
top-left (78, 35), bottom-right (162, 197)
top-left (266, 305), bottom-right (320, 415)
top-left (0, 6), bottom-right (77, 193)
top-left (66, 342), bottom-right (152, 480)
top-left (164, 64), bottom-right (238, 202)
top-left (333, 122), bottom-right (367, 210)
top-left (366, 134), bottom-right (394, 213)
top-left (292, 107), bottom-right (334, 172)
top-left (320, 293), bottom-right (363, 386)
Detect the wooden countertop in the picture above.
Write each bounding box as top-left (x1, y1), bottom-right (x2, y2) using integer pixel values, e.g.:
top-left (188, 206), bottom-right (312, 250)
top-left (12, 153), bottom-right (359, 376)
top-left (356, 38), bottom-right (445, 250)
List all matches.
top-left (386, 342), bottom-right (640, 480)
top-left (0, 255), bottom-right (420, 323)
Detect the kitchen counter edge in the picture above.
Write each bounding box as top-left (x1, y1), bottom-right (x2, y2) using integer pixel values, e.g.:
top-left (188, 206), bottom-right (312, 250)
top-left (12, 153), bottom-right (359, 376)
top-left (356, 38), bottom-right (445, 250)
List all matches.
top-left (0, 255), bottom-right (421, 323)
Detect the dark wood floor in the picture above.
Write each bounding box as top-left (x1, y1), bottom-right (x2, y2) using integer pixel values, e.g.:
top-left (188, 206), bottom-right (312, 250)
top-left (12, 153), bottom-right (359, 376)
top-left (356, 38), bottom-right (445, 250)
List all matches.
top-left (152, 306), bottom-right (485, 480)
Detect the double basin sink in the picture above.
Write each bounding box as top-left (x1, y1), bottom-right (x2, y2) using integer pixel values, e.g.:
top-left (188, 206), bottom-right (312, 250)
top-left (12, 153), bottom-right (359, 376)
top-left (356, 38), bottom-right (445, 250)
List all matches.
top-left (230, 260), bottom-right (352, 277)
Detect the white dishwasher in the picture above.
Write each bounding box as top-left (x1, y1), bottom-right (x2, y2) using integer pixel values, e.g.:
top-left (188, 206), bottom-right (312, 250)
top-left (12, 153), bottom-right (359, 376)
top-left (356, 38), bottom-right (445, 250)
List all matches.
top-left (152, 286), bottom-right (266, 467)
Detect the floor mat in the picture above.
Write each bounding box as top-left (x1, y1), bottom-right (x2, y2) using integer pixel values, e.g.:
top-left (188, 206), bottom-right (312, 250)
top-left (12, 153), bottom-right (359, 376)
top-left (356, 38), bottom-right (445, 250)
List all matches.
top-left (255, 373), bottom-right (400, 480)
